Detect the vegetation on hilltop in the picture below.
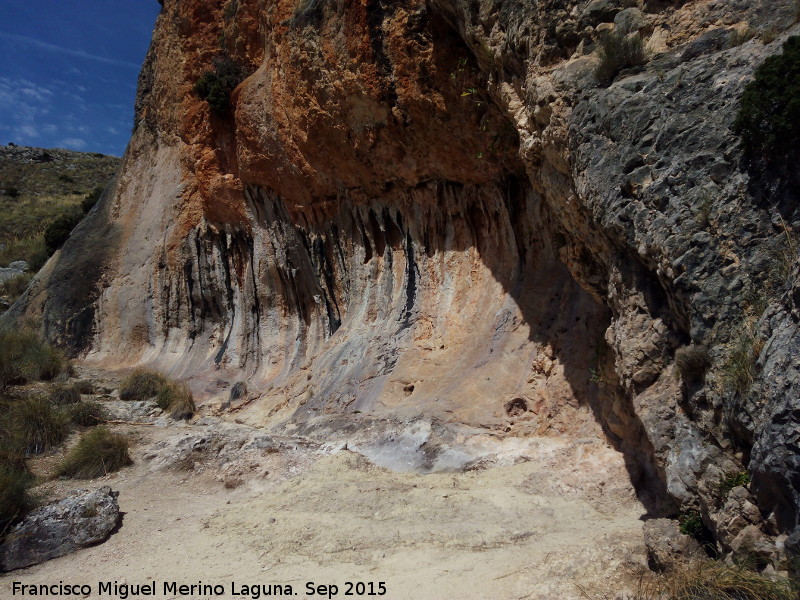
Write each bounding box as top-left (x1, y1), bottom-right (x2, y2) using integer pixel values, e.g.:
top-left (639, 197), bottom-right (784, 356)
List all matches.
top-left (0, 145), bottom-right (118, 309)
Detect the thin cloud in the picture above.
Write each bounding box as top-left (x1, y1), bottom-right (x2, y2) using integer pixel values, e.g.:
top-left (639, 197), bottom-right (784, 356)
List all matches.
top-left (0, 32), bottom-right (140, 69)
top-left (58, 137), bottom-right (87, 150)
top-left (15, 124), bottom-right (40, 139)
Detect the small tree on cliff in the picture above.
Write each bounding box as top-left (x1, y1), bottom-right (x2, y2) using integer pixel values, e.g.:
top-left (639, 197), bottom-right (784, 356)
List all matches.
top-left (193, 55), bottom-right (244, 115)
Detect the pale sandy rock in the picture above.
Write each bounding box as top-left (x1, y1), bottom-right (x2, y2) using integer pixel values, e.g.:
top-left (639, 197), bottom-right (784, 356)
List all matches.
top-left (0, 487), bottom-right (120, 572)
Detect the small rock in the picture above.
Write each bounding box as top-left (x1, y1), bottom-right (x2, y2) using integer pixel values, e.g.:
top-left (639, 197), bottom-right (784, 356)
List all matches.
top-left (230, 381), bottom-right (247, 402)
top-left (614, 8), bottom-right (648, 36)
top-left (729, 525), bottom-right (775, 564)
top-left (0, 487), bottom-right (120, 572)
top-left (643, 518), bottom-right (704, 572)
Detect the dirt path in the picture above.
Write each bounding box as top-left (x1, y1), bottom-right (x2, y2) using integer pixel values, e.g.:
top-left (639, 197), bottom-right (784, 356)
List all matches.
top-left (2, 421), bottom-right (647, 600)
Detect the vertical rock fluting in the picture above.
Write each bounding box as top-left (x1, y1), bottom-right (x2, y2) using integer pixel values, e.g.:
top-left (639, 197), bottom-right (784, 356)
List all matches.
top-left (8, 0), bottom-right (800, 561)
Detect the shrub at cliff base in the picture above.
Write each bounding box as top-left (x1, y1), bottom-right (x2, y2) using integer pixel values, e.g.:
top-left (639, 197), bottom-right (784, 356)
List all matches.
top-left (0, 468), bottom-right (33, 538)
top-left (0, 397), bottom-right (40, 536)
top-left (48, 384), bottom-right (81, 406)
top-left (121, 369), bottom-right (196, 419)
top-left (0, 328), bottom-right (63, 385)
top-left (5, 397), bottom-right (69, 455)
top-left (43, 210), bottom-right (83, 255)
top-left (734, 36), bottom-right (800, 167)
top-left (119, 369), bottom-right (167, 401)
top-left (57, 426), bottom-right (132, 479)
top-left (68, 400), bottom-right (106, 427)
top-left (156, 381), bottom-right (196, 420)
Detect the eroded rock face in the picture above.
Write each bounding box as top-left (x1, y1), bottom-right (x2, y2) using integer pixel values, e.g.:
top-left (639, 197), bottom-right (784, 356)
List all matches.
top-left (6, 0), bottom-right (800, 563)
top-left (0, 487), bottom-right (120, 572)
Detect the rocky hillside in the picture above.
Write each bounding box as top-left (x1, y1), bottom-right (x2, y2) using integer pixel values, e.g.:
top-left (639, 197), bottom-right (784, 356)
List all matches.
top-left (0, 144), bottom-right (119, 269)
top-left (6, 0), bottom-right (800, 574)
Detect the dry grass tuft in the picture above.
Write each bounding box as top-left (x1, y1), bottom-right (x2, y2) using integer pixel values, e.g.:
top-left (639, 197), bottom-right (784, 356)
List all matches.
top-left (120, 369), bottom-right (195, 419)
top-left (0, 327), bottom-right (63, 385)
top-left (0, 272), bottom-right (33, 301)
top-left (119, 369), bottom-right (167, 401)
top-left (156, 381), bottom-right (196, 420)
top-left (4, 397), bottom-right (69, 454)
top-left (676, 344), bottom-right (711, 384)
top-left (48, 384), bottom-right (81, 405)
top-left (68, 400), bottom-right (106, 426)
top-left (0, 468), bottom-right (34, 538)
top-left (723, 329), bottom-right (763, 395)
top-left (56, 426), bottom-right (132, 479)
top-left (584, 562), bottom-right (799, 599)
top-left (595, 31), bottom-right (647, 84)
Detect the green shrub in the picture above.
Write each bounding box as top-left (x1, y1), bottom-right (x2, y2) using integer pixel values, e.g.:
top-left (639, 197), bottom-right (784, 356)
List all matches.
top-left (0, 328), bottom-right (63, 385)
top-left (734, 36), bottom-right (800, 163)
top-left (0, 401), bottom-right (29, 474)
top-left (595, 31), bottom-right (647, 84)
top-left (68, 401), bottom-right (106, 427)
top-left (27, 242), bottom-right (50, 272)
top-left (0, 439), bottom-right (28, 476)
top-left (679, 510), bottom-right (704, 538)
top-left (48, 384), bottom-right (81, 405)
top-left (4, 186), bottom-right (19, 198)
top-left (119, 369), bottom-right (168, 401)
top-left (676, 344), bottom-right (711, 384)
top-left (156, 381), bottom-right (196, 420)
top-left (719, 471), bottom-right (751, 498)
top-left (57, 427), bottom-right (131, 479)
top-left (80, 187), bottom-right (103, 213)
top-left (194, 55), bottom-right (244, 114)
top-left (43, 211), bottom-right (83, 254)
top-left (120, 369), bottom-right (194, 419)
top-left (0, 468), bottom-right (34, 537)
top-left (7, 397), bottom-right (69, 454)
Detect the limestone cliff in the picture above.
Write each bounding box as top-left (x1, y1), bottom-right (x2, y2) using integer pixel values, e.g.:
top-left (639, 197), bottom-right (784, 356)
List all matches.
top-left (7, 0), bottom-right (800, 567)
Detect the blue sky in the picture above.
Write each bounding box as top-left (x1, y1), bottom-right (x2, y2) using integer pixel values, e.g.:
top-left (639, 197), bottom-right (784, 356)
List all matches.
top-left (0, 1), bottom-right (161, 156)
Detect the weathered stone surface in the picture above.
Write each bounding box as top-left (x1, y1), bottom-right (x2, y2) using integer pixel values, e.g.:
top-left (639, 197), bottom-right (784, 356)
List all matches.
top-left (643, 518), bottom-right (704, 572)
top-left (614, 8), bottom-right (649, 36)
top-left (3, 0), bottom-right (799, 566)
top-left (0, 487), bottom-right (120, 572)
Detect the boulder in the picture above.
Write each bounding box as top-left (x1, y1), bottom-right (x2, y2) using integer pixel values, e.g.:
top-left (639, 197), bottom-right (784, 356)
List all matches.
top-left (0, 487), bottom-right (120, 571)
top-left (643, 518), bottom-right (705, 572)
top-left (7, 260), bottom-right (28, 271)
top-left (728, 525), bottom-right (775, 565)
top-left (614, 8), bottom-right (649, 36)
top-left (0, 266), bottom-right (26, 284)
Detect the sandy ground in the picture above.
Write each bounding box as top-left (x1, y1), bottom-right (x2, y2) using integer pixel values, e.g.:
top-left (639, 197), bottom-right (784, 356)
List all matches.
top-left (1, 372), bottom-right (649, 600)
